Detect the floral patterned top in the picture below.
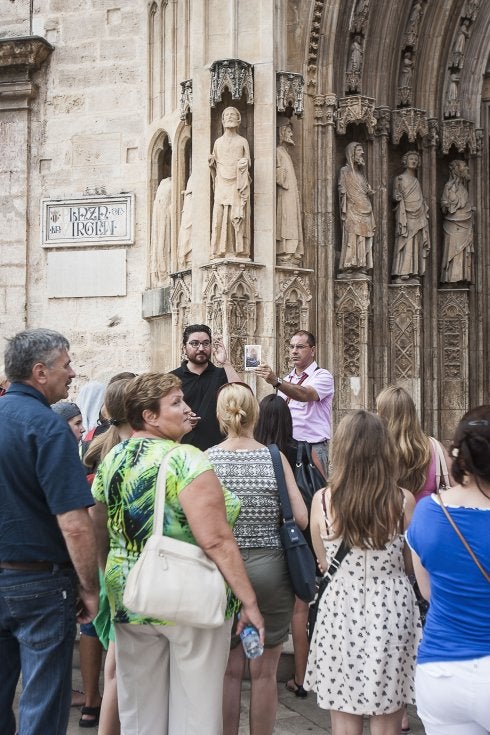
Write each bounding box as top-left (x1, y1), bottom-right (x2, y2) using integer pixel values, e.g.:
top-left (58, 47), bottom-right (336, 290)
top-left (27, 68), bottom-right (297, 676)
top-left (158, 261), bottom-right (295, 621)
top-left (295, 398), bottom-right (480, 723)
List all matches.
top-left (92, 437), bottom-right (241, 624)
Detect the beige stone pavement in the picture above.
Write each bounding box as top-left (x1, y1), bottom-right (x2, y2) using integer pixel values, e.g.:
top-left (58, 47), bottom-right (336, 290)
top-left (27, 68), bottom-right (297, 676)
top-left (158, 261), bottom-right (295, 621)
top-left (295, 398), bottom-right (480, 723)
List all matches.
top-left (62, 638), bottom-right (426, 734)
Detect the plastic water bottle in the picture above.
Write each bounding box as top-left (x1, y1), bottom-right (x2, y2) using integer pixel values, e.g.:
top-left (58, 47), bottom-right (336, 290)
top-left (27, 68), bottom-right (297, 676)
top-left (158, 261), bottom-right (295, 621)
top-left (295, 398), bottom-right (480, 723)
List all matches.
top-left (240, 624), bottom-right (264, 659)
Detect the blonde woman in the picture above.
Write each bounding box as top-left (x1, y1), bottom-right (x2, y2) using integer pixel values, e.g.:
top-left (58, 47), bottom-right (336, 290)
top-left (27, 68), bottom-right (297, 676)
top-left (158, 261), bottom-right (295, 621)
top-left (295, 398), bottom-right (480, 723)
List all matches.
top-left (376, 386), bottom-right (451, 501)
top-left (305, 410), bottom-right (421, 735)
top-left (208, 382), bottom-right (307, 735)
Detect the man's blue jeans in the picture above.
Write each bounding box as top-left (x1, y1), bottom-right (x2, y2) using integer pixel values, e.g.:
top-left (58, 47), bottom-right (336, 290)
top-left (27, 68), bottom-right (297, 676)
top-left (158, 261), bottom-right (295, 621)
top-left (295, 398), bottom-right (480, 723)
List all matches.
top-left (0, 567), bottom-right (77, 735)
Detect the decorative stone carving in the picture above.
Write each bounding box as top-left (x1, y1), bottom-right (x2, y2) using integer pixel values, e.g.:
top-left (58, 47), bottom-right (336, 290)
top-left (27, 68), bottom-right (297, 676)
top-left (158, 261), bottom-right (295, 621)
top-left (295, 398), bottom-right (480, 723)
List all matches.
top-left (179, 79), bottom-right (192, 121)
top-left (398, 51), bottom-right (414, 107)
top-left (276, 124), bottom-right (304, 266)
top-left (209, 59), bottom-right (253, 108)
top-left (445, 73), bottom-right (461, 118)
top-left (177, 173), bottom-right (193, 270)
top-left (437, 290), bottom-right (469, 440)
top-left (427, 118), bottom-right (440, 148)
top-left (375, 106), bottom-right (391, 137)
top-left (392, 151), bottom-right (430, 283)
top-left (275, 273), bottom-right (312, 377)
top-left (388, 285), bottom-right (421, 383)
top-left (170, 271), bottom-right (192, 360)
top-left (149, 177), bottom-right (172, 287)
top-left (209, 107), bottom-right (251, 259)
top-left (336, 95), bottom-right (376, 135)
top-left (0, 35), bottom-right (53, 70)
top-left (464, 0), bottom-right (480, 21)
top-left (313, 94), bottom-right (337, 126)
top-left (391, 108), bottom-right (428, 144)
top-left (404, 1), bottom-right (424, 48)
top-left (306, 1), bottom-right (325, 88)
top-left (202, 262), bottom-right (261, 370)
top-left (441, 160), bottom-right (474, 284)
top-left (440, 119), bottom-right (476, 154)
top-left (334, 280), bottom-right (370, 415)
top-left (351, 0), bottom-right (371, 34)
top-left (451, 20), bottom-right (470, 69)
top-left (345, 35), bottom-right (363, 93)
top-left (276, 72), bottom-right (304, 117)
top-left (338, 142), bottom-right (375, 277)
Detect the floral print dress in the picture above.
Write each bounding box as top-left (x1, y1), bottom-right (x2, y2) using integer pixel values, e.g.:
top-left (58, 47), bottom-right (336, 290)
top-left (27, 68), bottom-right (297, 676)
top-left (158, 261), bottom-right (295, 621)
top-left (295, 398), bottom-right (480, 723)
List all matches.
top-left (305, 532), bottom-right (422, 715)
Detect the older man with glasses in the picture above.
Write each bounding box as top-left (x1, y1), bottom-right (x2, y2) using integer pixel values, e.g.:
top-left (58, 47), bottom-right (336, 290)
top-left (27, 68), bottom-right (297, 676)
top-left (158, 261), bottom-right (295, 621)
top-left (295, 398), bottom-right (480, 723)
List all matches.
top-left (170, 324), bottom-right (241, 450)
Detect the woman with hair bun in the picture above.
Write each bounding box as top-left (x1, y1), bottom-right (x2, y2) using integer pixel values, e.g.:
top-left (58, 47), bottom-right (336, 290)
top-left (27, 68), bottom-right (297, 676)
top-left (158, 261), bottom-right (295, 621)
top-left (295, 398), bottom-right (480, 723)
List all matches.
top-left (208, 382), bottom-right (307, 735)
top-left (406, 405), bottom-right (490, 735)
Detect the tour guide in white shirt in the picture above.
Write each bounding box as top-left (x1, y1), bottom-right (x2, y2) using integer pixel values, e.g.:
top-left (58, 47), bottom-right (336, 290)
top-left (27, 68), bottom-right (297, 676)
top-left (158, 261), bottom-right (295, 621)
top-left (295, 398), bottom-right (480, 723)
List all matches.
top-left (255, 329), bottom-right (334, 475)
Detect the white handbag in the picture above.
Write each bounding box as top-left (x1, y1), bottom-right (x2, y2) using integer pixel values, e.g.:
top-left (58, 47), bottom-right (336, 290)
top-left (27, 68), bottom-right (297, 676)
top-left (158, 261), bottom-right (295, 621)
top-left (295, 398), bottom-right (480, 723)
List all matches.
top-left (123, 445), bottom-right (227, 627)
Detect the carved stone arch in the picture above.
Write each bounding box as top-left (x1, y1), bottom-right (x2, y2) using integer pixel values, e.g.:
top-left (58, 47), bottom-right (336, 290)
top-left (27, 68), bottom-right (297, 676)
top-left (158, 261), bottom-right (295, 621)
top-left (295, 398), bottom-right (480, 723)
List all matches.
top-left (173, 120), bottom-right (192, 270)
top-left (149, 129), bottom-right (171, 203)
top-left (148, 1), bottom-right (162, 122)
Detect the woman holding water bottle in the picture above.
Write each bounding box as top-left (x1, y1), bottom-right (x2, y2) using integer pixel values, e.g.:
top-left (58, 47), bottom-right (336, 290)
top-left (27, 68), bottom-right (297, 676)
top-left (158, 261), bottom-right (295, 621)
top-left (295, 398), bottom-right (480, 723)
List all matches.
top-left (208, 382), bottom-right (307, 735)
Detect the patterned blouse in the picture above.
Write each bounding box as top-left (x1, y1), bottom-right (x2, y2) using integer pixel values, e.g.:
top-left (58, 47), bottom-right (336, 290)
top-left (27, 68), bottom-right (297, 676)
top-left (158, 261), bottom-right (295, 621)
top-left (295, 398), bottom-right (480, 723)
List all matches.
top-left (207, 446), bottom-right (282, 549)
top-left (92, 437), bottom-right (241, 624)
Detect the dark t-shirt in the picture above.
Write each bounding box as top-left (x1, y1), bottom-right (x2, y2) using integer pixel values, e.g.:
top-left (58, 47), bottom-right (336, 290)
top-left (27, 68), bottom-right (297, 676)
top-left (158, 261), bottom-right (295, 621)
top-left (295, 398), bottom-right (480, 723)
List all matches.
top-left (0, 383), bottom-right (94, 563)
top-left (171, 361), bottom-right (228, 451)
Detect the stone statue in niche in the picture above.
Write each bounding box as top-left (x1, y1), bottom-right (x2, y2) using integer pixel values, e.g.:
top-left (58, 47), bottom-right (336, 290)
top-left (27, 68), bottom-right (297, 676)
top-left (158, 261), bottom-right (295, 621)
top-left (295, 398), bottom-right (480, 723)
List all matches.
top-left (451, 20), bottom-right (470, 69)
top-left (405, 1), bottom-right (424, 47)
top-left (441, 159), bottom-right (474, 284)
top-left (276, 124), bottom-right (304, 266)
top-left (346, 35), bottom-right (363, 92)
top-left (338, 142), bottom-right (375, 277)
top-left (392, 151), bottom-right (430, 283)
top-left (177, 173), bottom-right (193, 270)
top-left (399, 51), bottom-right (414, 105)
top-left (149, 176), bottom-right (172, 286)
top-left (445, 73), bottom-right (461, 118)
top-left (209, 106), bottom-right (251, 259)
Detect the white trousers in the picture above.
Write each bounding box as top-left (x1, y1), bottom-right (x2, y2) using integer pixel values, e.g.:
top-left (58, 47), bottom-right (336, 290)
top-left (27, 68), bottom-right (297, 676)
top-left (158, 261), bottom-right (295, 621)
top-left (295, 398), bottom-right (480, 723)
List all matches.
top-left (115, 619), bottom-right (233, 735)
top-left (416, 655), bottom-right (490, 735)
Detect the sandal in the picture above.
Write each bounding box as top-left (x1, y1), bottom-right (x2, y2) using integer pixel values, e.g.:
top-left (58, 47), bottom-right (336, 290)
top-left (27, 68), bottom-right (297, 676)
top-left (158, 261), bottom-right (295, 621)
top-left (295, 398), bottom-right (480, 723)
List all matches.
top-left (79, 705), bottom-right (101, 728)
top-left (285, 678), bottom-right (308, 699)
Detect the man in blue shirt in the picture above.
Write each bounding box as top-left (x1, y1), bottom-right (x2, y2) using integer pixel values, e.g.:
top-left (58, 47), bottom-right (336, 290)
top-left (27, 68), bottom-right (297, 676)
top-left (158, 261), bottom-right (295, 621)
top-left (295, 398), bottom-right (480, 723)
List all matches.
top-left (0, 328), bottom-right (99, 735)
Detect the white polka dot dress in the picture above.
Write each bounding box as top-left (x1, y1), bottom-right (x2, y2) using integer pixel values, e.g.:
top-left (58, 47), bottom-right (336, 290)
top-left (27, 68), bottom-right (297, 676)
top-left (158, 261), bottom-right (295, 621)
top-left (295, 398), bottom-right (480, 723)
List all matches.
top-left (305, 534), bottom-right (422, 715)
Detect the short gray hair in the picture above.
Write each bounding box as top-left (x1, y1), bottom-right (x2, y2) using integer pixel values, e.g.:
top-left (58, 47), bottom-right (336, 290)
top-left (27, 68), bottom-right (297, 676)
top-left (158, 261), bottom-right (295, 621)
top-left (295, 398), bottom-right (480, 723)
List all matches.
top-left (4, 328), bottom-right (70, 382)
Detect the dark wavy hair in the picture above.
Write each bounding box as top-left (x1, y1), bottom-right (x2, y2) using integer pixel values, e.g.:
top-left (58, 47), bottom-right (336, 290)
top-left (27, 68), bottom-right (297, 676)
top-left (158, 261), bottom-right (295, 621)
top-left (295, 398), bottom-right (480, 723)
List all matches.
top-left (182, 324), bottom-right (211, 345)
top-left (450, 405), bottom-right (490, 497)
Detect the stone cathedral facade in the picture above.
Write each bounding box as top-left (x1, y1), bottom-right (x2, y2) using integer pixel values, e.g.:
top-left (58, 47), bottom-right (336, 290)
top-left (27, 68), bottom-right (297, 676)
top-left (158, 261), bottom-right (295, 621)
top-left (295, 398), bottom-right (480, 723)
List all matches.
top-left (1, 0), bottom-right (489, 440)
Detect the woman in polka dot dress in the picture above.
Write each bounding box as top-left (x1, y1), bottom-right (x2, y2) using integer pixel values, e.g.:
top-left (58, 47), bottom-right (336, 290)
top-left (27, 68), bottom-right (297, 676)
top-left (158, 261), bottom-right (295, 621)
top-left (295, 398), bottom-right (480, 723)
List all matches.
top-left (305, 410), bottom-right (422, 735)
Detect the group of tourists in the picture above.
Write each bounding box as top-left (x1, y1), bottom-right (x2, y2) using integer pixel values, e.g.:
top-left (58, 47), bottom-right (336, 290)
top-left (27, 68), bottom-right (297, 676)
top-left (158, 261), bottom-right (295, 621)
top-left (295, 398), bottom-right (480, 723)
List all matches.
top-left (0, 325), bottom-right (489, 735)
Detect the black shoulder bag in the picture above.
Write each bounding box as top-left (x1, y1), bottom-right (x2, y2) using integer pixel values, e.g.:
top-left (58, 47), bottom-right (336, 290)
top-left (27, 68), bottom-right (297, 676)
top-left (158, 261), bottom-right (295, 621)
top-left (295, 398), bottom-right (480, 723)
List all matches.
top-left (268, 443), bottom-right (317, 603)
top-left (295, 441), bottom-right (325, 507)
top-left (307, 490), bottom-right (350, 642)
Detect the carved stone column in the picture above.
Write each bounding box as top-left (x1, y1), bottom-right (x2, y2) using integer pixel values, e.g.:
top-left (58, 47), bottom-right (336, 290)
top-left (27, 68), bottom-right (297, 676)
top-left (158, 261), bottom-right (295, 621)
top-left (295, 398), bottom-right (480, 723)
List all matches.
top-left (388, 284), bottom-right (422, 414)
top-left (169, 271), bottom-right (192, 369)
top-left (334, 279), bottom-right (371, 419)
top-left (472, 128), bottom-right (484, 405)
top-left (372, 107), bottom-right (391, 391)
top-left (437, 289), bottom-right (469, 442)
top-left (0, 36), bottom-right (53, 333)
top-left (313, 93), bottom-right (336, 369)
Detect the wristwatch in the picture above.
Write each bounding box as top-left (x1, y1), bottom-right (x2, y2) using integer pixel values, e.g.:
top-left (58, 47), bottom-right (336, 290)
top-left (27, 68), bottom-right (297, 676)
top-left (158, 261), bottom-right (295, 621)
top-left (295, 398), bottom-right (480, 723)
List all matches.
top-left (273, 377), bottom-right (283, 389)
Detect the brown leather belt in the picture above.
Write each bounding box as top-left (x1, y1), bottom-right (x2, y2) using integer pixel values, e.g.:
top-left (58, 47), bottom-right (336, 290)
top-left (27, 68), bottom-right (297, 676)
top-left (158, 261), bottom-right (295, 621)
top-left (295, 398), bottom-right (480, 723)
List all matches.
top-left (0, 561), bottom-right (73, 572)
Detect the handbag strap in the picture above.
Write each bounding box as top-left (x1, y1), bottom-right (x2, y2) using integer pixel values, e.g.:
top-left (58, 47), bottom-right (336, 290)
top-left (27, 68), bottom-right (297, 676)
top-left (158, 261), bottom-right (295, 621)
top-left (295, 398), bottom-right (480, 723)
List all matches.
top-left (430, 436), bottom-right (450, 489)
top-left (316, 488), bottom-right (350, 600)
top-left (436, 487), bottom-right (490, 583)
top-left (152, 445), bottom-right (181, 535)
top-left (268, 443), bottom-right (294, 522)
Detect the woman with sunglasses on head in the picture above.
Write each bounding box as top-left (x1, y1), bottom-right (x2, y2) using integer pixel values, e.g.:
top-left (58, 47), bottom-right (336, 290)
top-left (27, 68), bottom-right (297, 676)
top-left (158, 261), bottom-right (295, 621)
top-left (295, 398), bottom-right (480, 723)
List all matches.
top-left (208, 382), bottom-right (307, 735)
top-left (406, 406), bottom-right (490, 735)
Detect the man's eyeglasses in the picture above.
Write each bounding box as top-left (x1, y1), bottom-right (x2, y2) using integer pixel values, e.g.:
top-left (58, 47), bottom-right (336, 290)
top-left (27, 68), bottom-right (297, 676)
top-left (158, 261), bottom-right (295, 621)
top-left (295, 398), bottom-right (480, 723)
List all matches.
top-left (187, 340), bottom-right (211, 348)
top-left (289, 343), bottom-right (310, 350)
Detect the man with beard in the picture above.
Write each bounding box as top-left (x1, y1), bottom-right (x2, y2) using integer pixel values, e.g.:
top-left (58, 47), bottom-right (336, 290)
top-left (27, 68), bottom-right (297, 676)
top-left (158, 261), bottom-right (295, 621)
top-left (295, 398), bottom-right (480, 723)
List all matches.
top-left (0, 328), bottom-right (99, 735)
top-left (171, 324), bottom-right (241, 450)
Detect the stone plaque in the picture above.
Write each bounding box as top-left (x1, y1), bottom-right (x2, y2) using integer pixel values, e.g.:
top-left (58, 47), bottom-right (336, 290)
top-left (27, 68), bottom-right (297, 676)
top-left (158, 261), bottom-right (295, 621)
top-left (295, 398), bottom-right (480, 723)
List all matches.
top-left (47, 249), bottom-right (126, 298)
top-left (41, 194), bottom-right (134, 247)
